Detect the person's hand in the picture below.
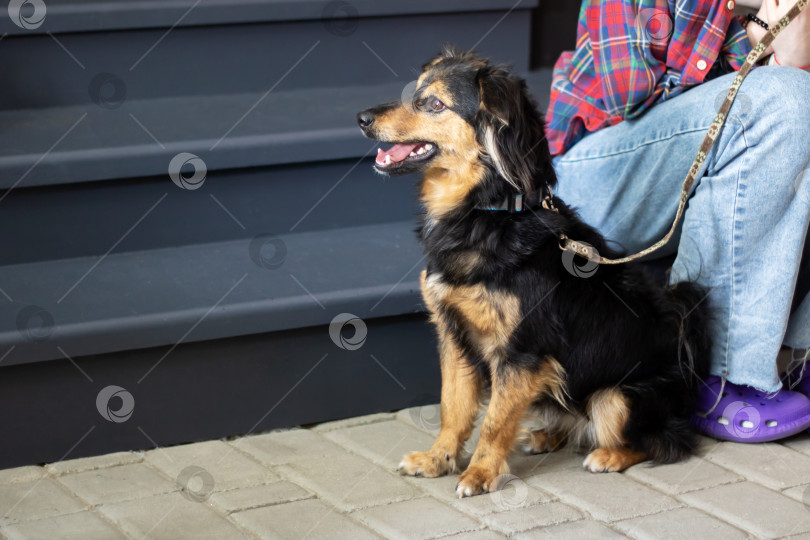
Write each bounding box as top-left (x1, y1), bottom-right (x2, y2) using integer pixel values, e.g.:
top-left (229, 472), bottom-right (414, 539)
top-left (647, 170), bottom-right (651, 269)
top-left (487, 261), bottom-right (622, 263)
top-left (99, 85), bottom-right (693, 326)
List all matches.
top-left (745, 2), bottom-right (772, 53)
top-left (764, 0), bottom-right (810, 67)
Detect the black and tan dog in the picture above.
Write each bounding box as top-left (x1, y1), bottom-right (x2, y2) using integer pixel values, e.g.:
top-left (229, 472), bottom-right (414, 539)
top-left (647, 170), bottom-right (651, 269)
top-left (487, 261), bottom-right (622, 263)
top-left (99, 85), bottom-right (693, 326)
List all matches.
top-left (357, 47), bottom-right (710, 498)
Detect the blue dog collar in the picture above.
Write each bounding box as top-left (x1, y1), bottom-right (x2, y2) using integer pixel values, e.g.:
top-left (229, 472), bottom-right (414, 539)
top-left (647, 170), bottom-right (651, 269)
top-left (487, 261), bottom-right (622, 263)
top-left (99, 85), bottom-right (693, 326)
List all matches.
top-left (477, 190), bottom-right (543, 213)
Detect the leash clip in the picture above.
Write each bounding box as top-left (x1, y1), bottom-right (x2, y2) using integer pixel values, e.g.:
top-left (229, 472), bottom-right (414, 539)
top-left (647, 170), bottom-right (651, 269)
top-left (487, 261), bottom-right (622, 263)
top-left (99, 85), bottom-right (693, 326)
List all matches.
top-left (541, 184), bottom-right (558, 213)
top-left (560, 236), bottom-right (600, 264)
top-left (558, 233), bottom-right (569, 252)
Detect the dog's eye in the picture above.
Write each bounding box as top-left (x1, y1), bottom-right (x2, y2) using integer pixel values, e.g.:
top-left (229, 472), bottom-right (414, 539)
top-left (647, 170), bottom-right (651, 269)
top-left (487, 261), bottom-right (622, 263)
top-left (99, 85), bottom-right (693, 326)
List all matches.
top-left (430, 98), bottom-right (446, 112)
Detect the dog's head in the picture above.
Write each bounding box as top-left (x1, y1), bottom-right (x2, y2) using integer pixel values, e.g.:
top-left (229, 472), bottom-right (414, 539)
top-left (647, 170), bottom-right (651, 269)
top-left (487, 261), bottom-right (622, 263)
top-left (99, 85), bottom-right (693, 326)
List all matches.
top-left (357, 46), bottom-right (555, 215)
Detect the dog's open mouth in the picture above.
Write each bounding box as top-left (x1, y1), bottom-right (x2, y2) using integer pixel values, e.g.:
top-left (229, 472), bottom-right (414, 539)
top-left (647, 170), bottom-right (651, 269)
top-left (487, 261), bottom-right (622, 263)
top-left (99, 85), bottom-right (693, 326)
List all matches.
top-left (374, 142), bottom-right (437, 171)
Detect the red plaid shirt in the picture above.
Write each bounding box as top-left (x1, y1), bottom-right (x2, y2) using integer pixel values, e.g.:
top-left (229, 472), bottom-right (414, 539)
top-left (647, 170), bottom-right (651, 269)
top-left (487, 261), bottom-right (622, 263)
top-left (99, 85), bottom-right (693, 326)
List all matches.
top-left (546, 0), bottom-right (752, 156)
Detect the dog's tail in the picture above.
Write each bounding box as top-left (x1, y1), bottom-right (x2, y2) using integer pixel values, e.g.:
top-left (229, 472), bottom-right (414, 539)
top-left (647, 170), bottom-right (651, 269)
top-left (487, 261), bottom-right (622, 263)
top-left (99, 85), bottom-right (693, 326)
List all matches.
top-left (634, 401), bottom-right (699, 464)
top-left (629, 281), bottom-right (713, 464)
top-left (668, 280), bottom-right (712, 387)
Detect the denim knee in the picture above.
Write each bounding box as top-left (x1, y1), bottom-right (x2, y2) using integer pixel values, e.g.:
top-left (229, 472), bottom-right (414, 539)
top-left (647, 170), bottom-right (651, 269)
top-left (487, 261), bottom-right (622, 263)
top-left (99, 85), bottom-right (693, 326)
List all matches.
top-left (741, 66), bottom-right (810, 139)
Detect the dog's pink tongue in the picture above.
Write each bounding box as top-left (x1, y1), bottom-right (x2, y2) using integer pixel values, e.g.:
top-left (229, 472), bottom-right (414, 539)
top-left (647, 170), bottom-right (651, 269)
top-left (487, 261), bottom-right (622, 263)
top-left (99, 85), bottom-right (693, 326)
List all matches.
top-left (376, 143), bottom-right (420, 164)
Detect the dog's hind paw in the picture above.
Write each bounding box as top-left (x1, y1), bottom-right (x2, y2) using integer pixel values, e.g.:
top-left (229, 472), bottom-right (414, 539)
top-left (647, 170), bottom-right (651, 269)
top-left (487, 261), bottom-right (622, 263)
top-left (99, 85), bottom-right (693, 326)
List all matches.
top-left (583, 447), bottom-right (647, 473)
top-left (398, 450), bottom-right (456, 478)
top-left (523, 430), bottom-right (567, 454)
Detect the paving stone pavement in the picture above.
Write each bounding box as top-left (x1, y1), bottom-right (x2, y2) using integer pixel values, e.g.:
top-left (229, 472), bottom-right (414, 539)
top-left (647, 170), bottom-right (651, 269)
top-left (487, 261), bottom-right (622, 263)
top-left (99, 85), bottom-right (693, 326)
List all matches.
top-left (3, 406), bottom-right (810, 539)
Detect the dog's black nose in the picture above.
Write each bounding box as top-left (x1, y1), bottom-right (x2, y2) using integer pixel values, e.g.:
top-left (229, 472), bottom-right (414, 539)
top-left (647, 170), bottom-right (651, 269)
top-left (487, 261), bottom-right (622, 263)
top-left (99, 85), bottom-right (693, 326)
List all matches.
top-left (357, 111), bottom-right (375, 129)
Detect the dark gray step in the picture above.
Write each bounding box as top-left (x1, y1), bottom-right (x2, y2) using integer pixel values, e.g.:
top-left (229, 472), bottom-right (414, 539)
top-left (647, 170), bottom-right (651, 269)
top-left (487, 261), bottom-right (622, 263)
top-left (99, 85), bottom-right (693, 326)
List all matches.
top-left (0, 157), bottom-right (420, 267)
top-left (0, 71), bottom-right (552, 190)
top-left (0, 0), bottom-right (537, 36)
top-left (0, 221), bottom-right (425, 366)
top-left (0, 5), bottom-right (534, 111)
top-left (0, 83), bottom-right (400, 190)
top-left (0, 312), bottom-right (440, 469)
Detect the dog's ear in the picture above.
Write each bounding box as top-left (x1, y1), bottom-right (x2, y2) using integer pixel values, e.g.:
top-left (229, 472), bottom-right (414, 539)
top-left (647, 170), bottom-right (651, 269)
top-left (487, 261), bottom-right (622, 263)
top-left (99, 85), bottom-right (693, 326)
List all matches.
top-left (476, 66), bottom-right (554, 192)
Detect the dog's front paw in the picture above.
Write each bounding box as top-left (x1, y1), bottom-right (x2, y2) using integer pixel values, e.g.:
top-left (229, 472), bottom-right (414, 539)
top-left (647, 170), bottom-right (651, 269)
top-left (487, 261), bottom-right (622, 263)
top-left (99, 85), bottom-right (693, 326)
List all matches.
top-left (455, 465), bottom-right (497, 498)
top-left (398, 450), bottom-right (456, 478)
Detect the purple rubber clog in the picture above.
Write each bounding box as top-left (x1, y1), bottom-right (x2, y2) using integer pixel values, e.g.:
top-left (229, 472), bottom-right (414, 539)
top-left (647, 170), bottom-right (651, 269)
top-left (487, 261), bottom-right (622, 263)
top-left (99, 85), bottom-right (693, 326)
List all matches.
top-left (691, 375), bottom-right (810, 443)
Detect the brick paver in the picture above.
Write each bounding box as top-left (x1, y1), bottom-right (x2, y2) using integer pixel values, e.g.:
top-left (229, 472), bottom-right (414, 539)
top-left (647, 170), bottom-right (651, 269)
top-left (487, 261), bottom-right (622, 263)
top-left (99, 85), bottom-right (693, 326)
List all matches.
top-left (443, 530), bottom-right (507, 539)
top-left (528, 466), bottom-right (683, 522)
top-left (680, 481), bottom-right (810, 538)
top-left (277, 452), bottom-right (418, 512)
top-left (453, 481), bottom-right (554, 517)
top-left (781, 483), bottom-right (810, 505)
top-left (97, 491), bottom-right (249, 539)
top-left (0, 478), bottom-right (86, 524)
top-left (703, 441), bottom-right (810, 490)
top-left (1, 511), bottom-right (127, 540)
top-left (509, 446), bottom-right (588, 477)
top-left (395, 405), bottom-right (443, 435)
top-left (352, 497), bottom-right (482, 539)
top-left (231, 428), bottom-right (346, 466)
top-left (145, 439), bottom-right (279, 492)
top-left (230, 498), bottom-right (381, 539)
top-left (399, 465), bottom-right (555, 516)
top-left (482, 501), bottom-right (583, 534)
top-left (402, 471), bottom-right (551, 517)
top-left (514, 519), bottom-right (625, 539)
top-left (0, 467), bottom-right (46, 485)
top-left (624, 455), bottom-right (743, 494)
top-left (207, 480), bottom-right (313, 514)
top-left (2, 411), bottom-right (810, 539)
top-left (784, 433), bottom-right (810, 455)
top-left (323, 419), bottom-right (436, 470)
top-left (56, 463), bottom-right (177, 505)
top-left (312, 412), bottom-right (396, 433)
top-left (613, 507), bottom-right (749, 540)
top-left (46, 452), bottom-right (142, 476)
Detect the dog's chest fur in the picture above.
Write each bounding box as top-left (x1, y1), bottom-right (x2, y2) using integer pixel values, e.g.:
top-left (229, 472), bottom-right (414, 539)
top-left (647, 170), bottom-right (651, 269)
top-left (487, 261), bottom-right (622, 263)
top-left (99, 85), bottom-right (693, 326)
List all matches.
top-left (421, 270), bottom-right (521, 360)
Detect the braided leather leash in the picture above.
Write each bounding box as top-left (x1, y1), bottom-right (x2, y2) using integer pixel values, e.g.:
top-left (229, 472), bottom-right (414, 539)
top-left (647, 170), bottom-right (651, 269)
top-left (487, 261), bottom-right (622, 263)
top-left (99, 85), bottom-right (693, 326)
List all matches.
top-left (555, 0), bottom-right (808, 265)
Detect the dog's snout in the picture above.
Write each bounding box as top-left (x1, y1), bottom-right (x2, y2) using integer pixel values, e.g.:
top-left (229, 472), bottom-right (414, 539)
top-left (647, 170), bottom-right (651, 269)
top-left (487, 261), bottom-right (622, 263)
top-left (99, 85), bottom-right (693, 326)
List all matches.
top-left (357, 110), bottom-right (375, 129)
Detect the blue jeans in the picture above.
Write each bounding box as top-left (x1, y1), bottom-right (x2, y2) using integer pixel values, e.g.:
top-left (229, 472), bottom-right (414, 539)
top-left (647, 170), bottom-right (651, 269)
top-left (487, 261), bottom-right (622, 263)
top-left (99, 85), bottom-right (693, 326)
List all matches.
top-left (552, 66), bottom-right (810, 393)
